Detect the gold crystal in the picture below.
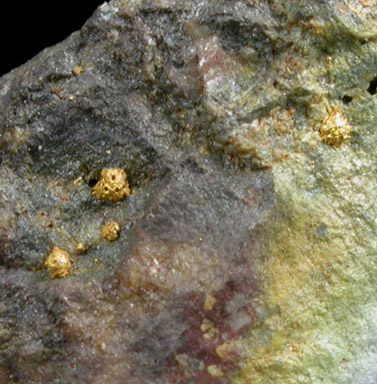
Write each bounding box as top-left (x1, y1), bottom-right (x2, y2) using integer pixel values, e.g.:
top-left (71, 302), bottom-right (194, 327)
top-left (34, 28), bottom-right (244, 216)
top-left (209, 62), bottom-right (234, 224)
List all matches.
top-left (92, 168), bottom-right (131, 202)
top-left (102, 221), bottom-right (122, 242)
top-left (320, 104), bottom-right (352, 146)
top-left (44, 247), bottom-right (72, 278)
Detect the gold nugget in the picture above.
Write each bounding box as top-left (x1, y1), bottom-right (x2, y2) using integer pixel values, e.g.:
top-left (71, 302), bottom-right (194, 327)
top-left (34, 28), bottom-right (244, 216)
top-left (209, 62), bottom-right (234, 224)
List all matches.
top-left (44, 247), bottom-right (72, 278)
top-left (92, 168), bottom-right (131, 202)
top-left (320, 104), bottom-right (352, 146)
top-left (102, 221), bottom-right (122, 242)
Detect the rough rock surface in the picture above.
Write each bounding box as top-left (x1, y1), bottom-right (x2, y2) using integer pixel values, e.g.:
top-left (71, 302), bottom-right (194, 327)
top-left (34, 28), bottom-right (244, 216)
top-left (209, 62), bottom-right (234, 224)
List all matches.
top-left (1, 1), bottom-right (377, 383)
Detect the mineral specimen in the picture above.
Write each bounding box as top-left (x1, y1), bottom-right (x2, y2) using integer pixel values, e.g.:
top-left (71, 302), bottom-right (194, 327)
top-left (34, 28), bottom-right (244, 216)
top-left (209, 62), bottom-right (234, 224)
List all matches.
top-left (1, 0), bottom-right (377, 383)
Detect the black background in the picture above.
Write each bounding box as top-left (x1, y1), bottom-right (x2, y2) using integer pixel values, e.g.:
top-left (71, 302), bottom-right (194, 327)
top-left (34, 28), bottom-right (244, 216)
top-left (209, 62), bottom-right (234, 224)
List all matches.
top-left (0, 1), bottom-right (106, 77)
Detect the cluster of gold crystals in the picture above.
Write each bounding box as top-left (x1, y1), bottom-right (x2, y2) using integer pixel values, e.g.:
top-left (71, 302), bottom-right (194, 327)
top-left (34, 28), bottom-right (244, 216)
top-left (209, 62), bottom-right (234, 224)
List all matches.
top-left (92, 168), bottom-right (131, 202)
top-left (320, 104), bottom-right (352, 146)
top-left (102, 221), bottom-right (122, 242)
top-left (44, 247), bottom-right (72, 278)
top-left (41, 168), bottom-right (132, 273)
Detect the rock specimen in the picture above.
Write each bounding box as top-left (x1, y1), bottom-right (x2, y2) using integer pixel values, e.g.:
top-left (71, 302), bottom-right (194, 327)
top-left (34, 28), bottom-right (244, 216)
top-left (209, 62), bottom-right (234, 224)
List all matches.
top-left (1, 0), bottom-right (377, 383)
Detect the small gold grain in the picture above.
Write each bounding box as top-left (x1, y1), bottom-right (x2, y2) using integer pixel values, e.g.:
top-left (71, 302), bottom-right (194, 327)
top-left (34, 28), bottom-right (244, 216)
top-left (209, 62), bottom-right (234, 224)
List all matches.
top-left (73, 176), bottom-right (83, 186)
top-left (102, 221), bottom-right (122, 242)
top-left (216, 341), bottom-right (235, 360)
top-left (75, 242), bottom-right (86, 254)
top-left (200, 319), bottom-right (219, 339)
top-left (44, 247), bottom-right (72, 278)
top-left (72, 66), bottom-right (84, 76)
top-left (200, 319), bottom-right (213, 333)
top-left (203, 329), bottom-right (219, 340)
top-left (203, 293), bottom-right (216, 311)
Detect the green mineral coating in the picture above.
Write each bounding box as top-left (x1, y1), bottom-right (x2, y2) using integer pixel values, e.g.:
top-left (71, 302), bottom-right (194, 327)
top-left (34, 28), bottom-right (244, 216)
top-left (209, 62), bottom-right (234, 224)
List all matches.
top-left (233, 2), bottom-right (377, 382)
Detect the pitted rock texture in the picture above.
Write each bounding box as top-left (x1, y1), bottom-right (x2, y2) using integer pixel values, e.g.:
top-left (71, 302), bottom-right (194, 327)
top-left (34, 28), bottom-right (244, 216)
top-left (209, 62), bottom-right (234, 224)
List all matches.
top-left (2, 1), bottom-right (377, 383)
